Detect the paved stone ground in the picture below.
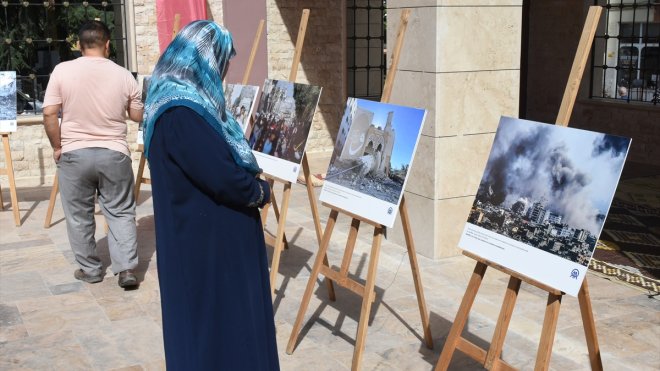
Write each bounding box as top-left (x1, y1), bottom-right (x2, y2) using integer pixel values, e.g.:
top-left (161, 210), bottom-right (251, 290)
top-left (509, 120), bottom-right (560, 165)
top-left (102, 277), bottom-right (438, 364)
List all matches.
top-left (1, 183), bottom-right (658, 370)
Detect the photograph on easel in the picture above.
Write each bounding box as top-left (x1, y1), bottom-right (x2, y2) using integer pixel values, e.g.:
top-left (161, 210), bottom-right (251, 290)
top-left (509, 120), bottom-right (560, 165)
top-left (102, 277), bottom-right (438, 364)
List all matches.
top-left (0, 71), bottom-right (17, 132)
top-left (137, 75), bottom-right (151, 145)
top-left (459, 116), bottom-right (630, 296)
top-left (249, 79), bottom-right (322, 182)
top-left (224, 83), bottom-right (259, 134)
top-left (319, 98), bottom-right (426, 228)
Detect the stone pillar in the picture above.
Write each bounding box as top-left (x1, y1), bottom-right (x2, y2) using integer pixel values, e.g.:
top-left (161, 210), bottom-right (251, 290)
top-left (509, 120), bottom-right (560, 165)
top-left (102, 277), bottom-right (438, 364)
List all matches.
top-left (387, 1), bottom-right (522, 258)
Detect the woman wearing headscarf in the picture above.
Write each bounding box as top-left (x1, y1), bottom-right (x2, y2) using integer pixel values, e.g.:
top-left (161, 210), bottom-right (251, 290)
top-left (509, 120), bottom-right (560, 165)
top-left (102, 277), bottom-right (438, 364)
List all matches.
top-left (143, 21), bottom-right (279, 370)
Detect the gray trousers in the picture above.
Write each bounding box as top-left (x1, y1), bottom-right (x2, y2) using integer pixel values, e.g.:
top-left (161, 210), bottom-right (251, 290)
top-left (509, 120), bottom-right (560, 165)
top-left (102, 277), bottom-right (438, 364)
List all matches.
top-left (58, 148), bottom-right (138, 276)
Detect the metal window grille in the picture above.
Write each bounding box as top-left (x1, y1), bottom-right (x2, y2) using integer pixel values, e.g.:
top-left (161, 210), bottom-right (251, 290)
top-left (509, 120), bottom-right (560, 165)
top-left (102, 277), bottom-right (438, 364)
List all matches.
top-left (1, 0), bottom-right (129, 115)
top-left (590, 0), bottom-right (660, 105)
top-left (347, 0), bottom-right (386, 101)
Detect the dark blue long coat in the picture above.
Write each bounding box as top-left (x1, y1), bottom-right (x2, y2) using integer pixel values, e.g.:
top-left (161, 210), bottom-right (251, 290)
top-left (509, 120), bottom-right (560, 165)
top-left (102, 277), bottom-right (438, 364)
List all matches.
top-left (148, 106), bottom-right (279, 371)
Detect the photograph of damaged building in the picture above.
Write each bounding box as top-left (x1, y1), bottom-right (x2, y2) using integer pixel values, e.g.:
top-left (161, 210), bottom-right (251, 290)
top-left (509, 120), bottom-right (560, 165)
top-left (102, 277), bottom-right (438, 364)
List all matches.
top-left (325, 98), bottom-right (425, 205)
top-left (468, 117), bottom-right (630, 266)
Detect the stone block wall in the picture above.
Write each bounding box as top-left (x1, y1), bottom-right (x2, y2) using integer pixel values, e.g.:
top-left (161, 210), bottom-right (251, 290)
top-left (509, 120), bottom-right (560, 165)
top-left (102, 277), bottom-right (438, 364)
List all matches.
top-left (133, 0), bottom-right (160, 75)
top-left (266, 0), bottom-right (345, 155)
top-left (0, 122), bottom-right (56, 187)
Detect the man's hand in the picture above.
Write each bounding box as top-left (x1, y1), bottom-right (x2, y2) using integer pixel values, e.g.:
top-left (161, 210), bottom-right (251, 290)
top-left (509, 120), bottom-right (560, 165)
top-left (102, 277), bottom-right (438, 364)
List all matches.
top-left (53, 147), bottom-right (62, 162)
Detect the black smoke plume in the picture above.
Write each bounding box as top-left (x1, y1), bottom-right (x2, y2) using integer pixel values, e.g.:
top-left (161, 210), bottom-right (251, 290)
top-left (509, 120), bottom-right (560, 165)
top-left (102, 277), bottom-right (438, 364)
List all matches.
top-left (592, 135), bottom-right (629, 157)
top-left (475, 122), bottom-right (612, 234)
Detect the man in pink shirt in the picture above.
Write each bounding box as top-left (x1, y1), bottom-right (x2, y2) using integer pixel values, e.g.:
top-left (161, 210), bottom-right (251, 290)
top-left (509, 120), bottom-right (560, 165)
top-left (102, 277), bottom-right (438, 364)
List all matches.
top-left (43, 21), bottom-right (143, 288)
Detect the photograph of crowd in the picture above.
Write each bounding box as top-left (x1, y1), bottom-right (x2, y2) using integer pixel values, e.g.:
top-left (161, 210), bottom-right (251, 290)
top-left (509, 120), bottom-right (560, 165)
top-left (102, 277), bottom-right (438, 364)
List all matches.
top-left (225, 83), bottom-right (259, 134)
top-left (467, 117), bottom-right (630, 266)
top-left (0, 71), bottom-right (17, 132)
top-left (249, 79), bottom-right (321, 163)
top-left (324, 98), bottom-right (426, 205)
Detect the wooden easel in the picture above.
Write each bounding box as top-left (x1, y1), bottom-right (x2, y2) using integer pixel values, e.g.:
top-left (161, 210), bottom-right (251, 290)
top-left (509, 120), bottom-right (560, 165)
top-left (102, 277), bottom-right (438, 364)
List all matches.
top-left (258, 9), bottom-right (337, 299)
top-left (0, 132), bottom-right (21, 226)
top-left (286, 10), bottom-right (433, 371)
top-left (435, 6), bottom-right (604, 371)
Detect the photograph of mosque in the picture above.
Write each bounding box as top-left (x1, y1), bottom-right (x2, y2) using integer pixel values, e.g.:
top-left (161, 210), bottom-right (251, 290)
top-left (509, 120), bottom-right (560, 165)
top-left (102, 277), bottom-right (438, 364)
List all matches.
top-left (0, 71), bottom-right (17, 132)
top-left (249, 79), bottom-right (322, 182)
top-left (463, 117), bottom-right (631, 267)
top-left (320, 98), bottom-right (426, 227)
top-left (224, 83), bottom-right (259, 134)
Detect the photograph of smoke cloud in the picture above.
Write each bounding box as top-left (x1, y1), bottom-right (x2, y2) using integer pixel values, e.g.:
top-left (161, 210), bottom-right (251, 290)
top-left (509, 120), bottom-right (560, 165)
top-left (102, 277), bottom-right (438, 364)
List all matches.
top-left (320, 98), bottom-right (426, 227)
top-left (0, 71), bottom-right (17, 132)
top-left (466, 116), bottom-right (630, 267)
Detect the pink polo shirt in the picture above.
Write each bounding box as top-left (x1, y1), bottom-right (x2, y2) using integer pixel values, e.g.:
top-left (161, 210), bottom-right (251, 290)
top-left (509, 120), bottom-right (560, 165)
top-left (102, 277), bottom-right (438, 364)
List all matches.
top-left (43, 56), bottom-right (142, 157)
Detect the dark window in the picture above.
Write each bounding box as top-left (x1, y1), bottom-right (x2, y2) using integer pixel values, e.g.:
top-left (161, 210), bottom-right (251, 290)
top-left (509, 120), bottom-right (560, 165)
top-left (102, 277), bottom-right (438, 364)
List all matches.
top-left (347, 0), bottom-right (386, 101)
top-left (1, 1), bottom-right (129, 115)
top-left (590, 1), bottom-right (660, 104)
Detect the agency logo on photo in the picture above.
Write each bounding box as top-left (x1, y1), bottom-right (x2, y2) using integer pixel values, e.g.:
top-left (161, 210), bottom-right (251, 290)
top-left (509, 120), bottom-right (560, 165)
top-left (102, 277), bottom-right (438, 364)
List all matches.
top-left (387, 206), bottom-right (393, 215)
top-left (293, 166), bottom-right (298, 173)
top-left (570, 269), bottom-right (579, 279)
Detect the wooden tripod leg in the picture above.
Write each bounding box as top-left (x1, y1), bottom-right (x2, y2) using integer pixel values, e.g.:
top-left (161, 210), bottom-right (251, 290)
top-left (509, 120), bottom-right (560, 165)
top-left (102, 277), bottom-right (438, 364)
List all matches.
top-left (485, 276), bottom-right (522, 368)
top-left (260, 179), bottom-right (274, 228)
top-left (435, 262), bottom-right (488, 371)
top-left (323, 253), bottom-right (336, 302)
top-left (339, 218), bottom-right (360, 276)
top-left (269, 182), bottom-right (292, 296)
top-left (270, 184), bottom-right (290, 250)
top-left (260, 179), bottom-right (290, 250)
top-left (351, 225), bottom-right (385, 371)
top-left (44, 171), bottom-right (59, 228)
top-left (134, 150), bottom-right (147, 203)
top-left (578, 278), bottom-right (603, 371)
top-left (302, 153), bottom-right (335, 299)
top-left (534, 293), bottom-right (563, 371)
top-left (287, 209), bottom-right (339, 354)
top-left (400, 196), bottom-right (433, 349)
top-left (2, 134), bottom-right (20, 226)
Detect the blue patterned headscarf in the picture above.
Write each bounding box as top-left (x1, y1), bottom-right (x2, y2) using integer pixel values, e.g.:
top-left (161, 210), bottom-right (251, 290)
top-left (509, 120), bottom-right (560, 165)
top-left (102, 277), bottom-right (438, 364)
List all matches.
top-left (142, 20), bottom-right (260, 175)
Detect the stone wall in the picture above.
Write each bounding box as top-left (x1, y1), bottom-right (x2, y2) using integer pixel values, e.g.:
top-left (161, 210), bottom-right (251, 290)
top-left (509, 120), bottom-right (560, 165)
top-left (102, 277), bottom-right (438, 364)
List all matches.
top-left (133, 0), bottom-right (159, 75)
top-left (266, 0), bottom-right (345, 154)
top-left (0, 121), bottom-right (57, 188)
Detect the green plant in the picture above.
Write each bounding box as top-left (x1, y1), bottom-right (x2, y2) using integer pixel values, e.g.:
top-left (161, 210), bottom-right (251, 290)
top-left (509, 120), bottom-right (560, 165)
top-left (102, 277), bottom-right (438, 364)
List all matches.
top-left (0, 1), bottom-right (119, 75)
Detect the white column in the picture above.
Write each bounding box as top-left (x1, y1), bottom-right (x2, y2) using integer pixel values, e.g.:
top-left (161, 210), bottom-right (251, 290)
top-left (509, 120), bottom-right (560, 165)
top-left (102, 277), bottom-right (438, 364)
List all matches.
top-left (387, 0), bottom-right (522, 258)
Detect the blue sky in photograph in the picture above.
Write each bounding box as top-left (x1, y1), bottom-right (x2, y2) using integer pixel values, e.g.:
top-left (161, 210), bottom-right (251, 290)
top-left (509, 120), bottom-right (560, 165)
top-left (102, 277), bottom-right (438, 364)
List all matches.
top-left (356, 99), bottom-right (426, 170)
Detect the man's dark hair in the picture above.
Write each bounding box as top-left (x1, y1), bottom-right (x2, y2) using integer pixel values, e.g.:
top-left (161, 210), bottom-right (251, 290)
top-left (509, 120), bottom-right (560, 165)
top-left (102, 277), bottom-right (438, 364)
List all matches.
top-left (78, 20), bottom-right (111, 50)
